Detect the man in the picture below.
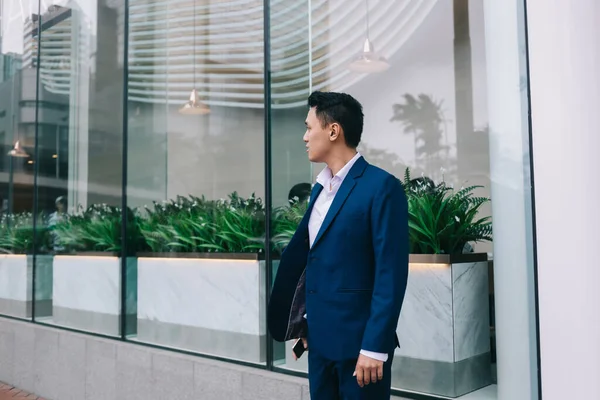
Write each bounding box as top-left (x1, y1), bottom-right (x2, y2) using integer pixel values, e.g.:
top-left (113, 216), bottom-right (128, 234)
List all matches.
top-left (48, 196), bottom-right (67, 226)
top-left (268, 91), bottom-right (409, 399)
top-left (48, 196), bottom-right (67, 252)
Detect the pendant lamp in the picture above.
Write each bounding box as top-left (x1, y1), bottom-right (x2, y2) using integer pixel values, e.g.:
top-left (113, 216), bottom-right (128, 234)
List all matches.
top-left (7, 141), bottom-right (29, 158)
top-left (180, 0), bottom-right (210, 115)
top-left (348, 0), bottom-right (390, 73)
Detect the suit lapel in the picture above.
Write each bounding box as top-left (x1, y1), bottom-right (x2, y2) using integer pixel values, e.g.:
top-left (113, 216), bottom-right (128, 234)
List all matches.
top-left (304, 183), bottom-right (323, 225)
top-left (295, 183), bottom-right (323, 236)
top-left (311, 157), bottom-right (368, 249)
top-left (309, 183), bottom-right (324, 208)
top-left (311, 178), bottom-right (356, 249)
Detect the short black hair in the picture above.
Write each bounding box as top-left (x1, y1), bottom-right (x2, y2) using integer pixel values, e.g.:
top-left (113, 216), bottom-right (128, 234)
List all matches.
top-left (55, 196), bottom-right (67, 207)
top-left (288, 183), bottom-right (312, 203)
top-left (307, 91), bottom-right (364, 148)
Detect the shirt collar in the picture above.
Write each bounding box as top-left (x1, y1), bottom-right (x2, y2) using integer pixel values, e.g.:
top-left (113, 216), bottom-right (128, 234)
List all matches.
top-left (316, 152), bottom-right (362, 187)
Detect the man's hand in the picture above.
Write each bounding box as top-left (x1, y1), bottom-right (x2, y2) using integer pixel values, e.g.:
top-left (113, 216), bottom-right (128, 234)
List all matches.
top-left (353, 353), bottom-right (384, 387)
top-left (293, 338), bottom-right (308, 361)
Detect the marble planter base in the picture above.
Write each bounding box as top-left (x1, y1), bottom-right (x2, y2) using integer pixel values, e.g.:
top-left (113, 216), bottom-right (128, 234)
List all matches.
top-left (395, 254), bottom-right (492, 397)
top-left (0, 254), bottom-right (53, 319)
top-left (136, 256), bottom-right (266, 363)
top-left (136, 319), bottom-right (267, 363)
top-left (392, 352), bottom-right (492, 397)
top-left (52, 255), bottom-right (137, 336)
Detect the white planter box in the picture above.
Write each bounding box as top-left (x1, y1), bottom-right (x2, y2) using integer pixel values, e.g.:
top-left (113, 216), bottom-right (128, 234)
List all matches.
top-left (392, 254), bottom-right (492, 398)
top-left (52, 255), bottom-right (137, 336)
top-left (0, 254), bottom-right (53, 318)
top-left (136, 255), bottom-right (266, 363)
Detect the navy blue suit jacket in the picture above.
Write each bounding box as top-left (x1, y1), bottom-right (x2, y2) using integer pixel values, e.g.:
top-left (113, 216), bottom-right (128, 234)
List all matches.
top-left (268, 156), bottom-right (409, 361)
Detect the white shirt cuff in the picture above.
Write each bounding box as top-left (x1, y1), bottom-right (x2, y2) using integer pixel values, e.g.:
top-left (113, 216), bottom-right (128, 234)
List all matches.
top-left (360, 350), bottom-right (388, 362)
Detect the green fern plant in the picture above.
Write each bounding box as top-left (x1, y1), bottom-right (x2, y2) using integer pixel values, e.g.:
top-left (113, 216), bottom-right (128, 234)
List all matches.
top-left (402, 167), bottom-right (492, 254)
top-left (139, 193), bottom-right (265, 254)
top-left (52, 204), bottom-right (143, 253)
top-left (271, 199), bottom-right (308, 255)
top-left (0, 212), bottom-right (51, 254)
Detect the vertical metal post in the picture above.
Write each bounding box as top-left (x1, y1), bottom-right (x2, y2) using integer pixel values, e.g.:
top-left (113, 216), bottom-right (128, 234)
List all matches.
top-left (453, 0), bottom-right (475, 181)
top-left (120, 0), bottom-right (130, 340)
top-left (521, 1), bottom-right (542, 397)
top-left (263, 0), bottom-right (274, 369)
top-left (31, 0), bottom-right (44, 321)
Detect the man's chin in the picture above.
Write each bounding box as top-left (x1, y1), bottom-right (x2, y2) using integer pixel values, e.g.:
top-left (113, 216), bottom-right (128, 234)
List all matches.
top-left (307, 153), bottom-right (320, 163)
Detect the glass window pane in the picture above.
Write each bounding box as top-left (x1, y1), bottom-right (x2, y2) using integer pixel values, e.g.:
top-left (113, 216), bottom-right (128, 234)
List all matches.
top-left (269, 1), bottom-right (538, 399)
top-left (33, 1), bottom-right (126, 338)
top-left (269, 0), bottom-right (311, 373)
top-left (0, 0), bottom-right (40, 320)
top-left (125, 0), bottom-right (267, 364)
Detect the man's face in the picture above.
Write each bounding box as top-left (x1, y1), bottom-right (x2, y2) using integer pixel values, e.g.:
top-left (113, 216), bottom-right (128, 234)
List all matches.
top-left (303, 107), bottom-right (332, 163)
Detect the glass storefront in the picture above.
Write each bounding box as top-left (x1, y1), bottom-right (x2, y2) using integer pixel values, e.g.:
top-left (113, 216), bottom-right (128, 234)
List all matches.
top-left (0, 1), bottom-right (539, 398)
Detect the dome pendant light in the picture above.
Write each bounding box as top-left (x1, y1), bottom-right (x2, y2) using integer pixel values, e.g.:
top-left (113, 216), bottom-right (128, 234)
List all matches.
top-left (349, 0), bottom-right (390, 73)
top-left (180, 88), bottom-right (210, 115)
top-left (179, 0), bottom-right (210, 115)
top-left (7, 141), bottom-right (29, 158)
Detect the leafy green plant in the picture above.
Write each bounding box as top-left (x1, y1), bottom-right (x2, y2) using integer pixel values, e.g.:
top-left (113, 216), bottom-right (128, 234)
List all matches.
top-left (214, 203), bottom-right (265, 253)
top-left (0, 212), bottom-right (51, 254)
top-left (53, 204), bottom-right (142, 253)
top-left (272, 198), bottom-right (308, 254)
top-left (138, 195), bottom-right (214, 253)
top-left (139, 193), bottom-right (265, 254)
top-left (402, 168), bottom-right (492, 254)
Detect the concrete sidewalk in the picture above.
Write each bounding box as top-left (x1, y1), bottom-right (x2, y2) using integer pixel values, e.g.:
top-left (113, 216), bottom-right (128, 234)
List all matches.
top-left (1, 317), bottom-right (410, 400)
top-left (0, 380), bottom-right (408, 400)
top-left (0, 381), bottom-right (408, 400)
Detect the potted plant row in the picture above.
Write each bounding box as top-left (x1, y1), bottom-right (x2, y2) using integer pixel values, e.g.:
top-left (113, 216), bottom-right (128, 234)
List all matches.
top-left (134, 193), bottom-right (268, 361)
top-left (46, 192), bottom-right (303, 362)
top-left (394, 168), bottom-right (494, 398)
top-left (49, 204), bottom-right (140, 336)
top-left (0, 212), bottom-right (53, 319)
top-left (0, 168), bottom-right (492, 392)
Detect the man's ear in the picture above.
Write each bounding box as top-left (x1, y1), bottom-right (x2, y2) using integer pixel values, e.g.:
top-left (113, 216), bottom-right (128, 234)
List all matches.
top-left (329, 122), bottom-right (341, 142)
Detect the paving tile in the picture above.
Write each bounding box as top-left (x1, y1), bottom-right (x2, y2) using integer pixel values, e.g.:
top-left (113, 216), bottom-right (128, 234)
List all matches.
top-left (0, 329), bottom-right (14, 385)
top-left (85, 339), bottom-right (117, 400)
top-left (33, 329), bottom-right (59, 399)
top-left (241, 370), bottom-right (304, 400)
top-left (151, 353), bottom-right (194, 400)
top-left (194, 361), bottom-right (243, 400)
top-left (116, 344), bottom-right (154, 400)
top-left (11, 324), bottom-right (35, 392)
top-left (0, 383), bottom-right (37, 400)
top-left (56, 332), bottom-right (86, 400)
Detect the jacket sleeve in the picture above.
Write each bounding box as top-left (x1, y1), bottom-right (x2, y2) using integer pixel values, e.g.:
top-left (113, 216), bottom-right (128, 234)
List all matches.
top-left (361, 175), bottom-right (409, 353)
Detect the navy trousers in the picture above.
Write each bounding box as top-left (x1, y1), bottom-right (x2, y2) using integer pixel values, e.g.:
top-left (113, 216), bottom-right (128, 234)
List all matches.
top-left (308, 350), bottom-right (395, 400)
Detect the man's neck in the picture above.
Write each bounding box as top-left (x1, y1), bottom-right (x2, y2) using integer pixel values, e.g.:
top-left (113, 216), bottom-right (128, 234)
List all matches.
top-left (325, 149), bottom-right (358, 176)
